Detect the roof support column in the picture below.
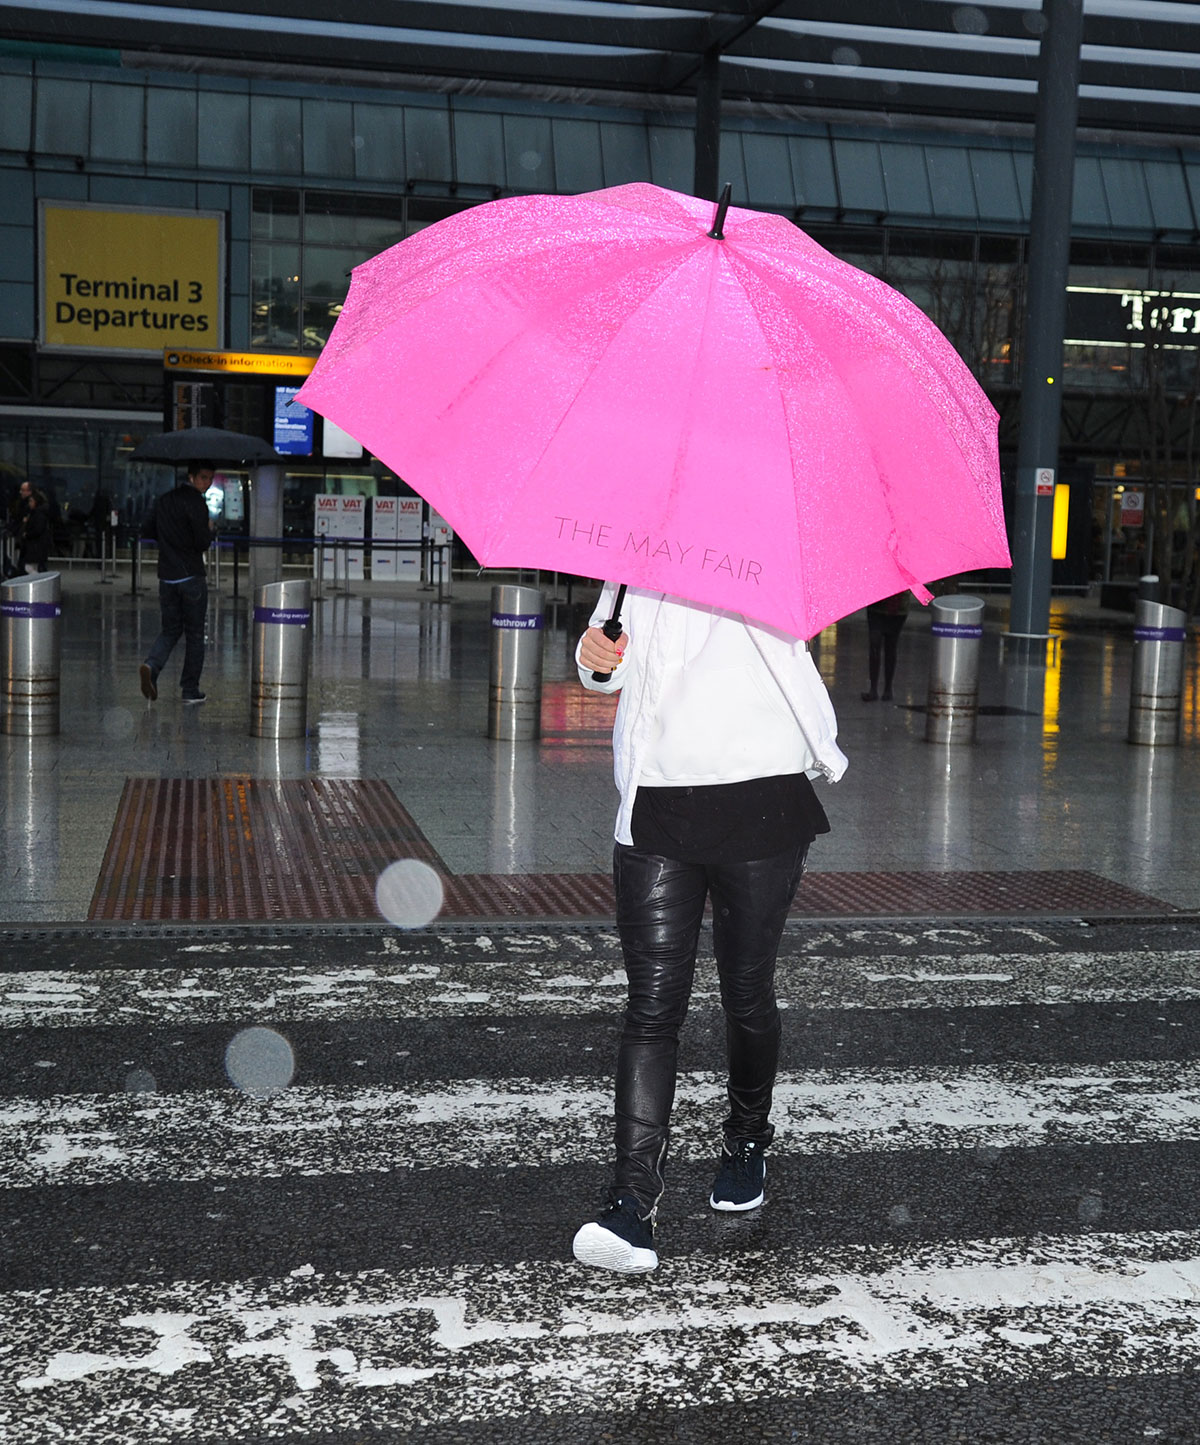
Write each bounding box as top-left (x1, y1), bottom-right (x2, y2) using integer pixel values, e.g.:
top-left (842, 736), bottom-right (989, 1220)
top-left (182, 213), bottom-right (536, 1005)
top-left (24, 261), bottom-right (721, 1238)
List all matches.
top-left (693, 48), bottom-right (722, 201)
top-left (1007, 0), bottom-right (1084, 645)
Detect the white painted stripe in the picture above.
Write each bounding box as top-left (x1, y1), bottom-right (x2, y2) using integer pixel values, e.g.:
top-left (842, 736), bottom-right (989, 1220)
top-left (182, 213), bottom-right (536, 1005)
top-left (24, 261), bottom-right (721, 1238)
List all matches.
top-left (3, 1059), bottom-right (1200, 1188)
top-left (5, 1230), bottom-right (1200, 1437)
top-left (3, 947), bottom-right (1199, 1025)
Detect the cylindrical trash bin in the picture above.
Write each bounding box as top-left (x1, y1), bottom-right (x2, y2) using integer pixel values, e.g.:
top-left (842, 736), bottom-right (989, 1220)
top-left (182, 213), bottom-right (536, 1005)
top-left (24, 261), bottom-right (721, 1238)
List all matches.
top-left (1, 571), bottom-right (62, 736)
top-left (250, 579), bottom-right (312, 739)
top-left (1128, 597), bottom-right (1186, 746)
top-left (488, 584), bottom-right (545, 741)
top-left (925, 594), bottom-right (985, 745)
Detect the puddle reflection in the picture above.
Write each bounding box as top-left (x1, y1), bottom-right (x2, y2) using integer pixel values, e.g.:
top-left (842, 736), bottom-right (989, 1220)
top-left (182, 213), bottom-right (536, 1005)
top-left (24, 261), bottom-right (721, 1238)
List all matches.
top-left (1129, 746), bottom-right (1175, 864)
top-left (489, 739), bottom-right (539, 872)
top-left (1041, 643), bottom-right (1061, 774)
top-left (4, 737), bottom-right (61, 904)
top-left (316, 710), bottom-right (362, 777)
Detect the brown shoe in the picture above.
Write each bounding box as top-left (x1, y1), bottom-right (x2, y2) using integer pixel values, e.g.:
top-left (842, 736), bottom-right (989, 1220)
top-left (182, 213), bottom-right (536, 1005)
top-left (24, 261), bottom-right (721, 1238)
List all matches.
top-left (139, 663), bottom-right (157, 701)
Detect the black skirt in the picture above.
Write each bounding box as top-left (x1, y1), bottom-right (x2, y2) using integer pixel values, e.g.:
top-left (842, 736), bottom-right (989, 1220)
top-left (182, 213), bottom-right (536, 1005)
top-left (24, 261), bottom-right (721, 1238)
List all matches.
top-left (630, 773), bottom-right (830, 865)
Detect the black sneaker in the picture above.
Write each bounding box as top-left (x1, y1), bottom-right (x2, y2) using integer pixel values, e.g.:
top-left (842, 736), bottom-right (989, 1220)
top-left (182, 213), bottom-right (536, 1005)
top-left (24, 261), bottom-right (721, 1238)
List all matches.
top-left (139, 664), bottom-right (157, 701)
top-left (182, 692), bottom-right (207, 706)
top-left (572, 1195), bottom-right (658, 1273)
top-left (709, 1139), bottom-right (766, 1212)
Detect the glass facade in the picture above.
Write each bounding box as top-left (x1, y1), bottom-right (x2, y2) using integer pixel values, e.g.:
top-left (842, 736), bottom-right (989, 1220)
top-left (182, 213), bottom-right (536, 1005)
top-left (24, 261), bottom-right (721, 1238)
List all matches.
top-left (249, 189), bottom-right (464, 352)
top-left (0, 411), bottom-right (158, 554)
top-left (5, 56), bottom-right (1200, 585)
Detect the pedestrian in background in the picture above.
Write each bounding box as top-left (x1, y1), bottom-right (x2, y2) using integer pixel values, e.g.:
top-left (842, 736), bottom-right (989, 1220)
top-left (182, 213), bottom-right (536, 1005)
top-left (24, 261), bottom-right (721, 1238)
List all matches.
top-left (139, 460), bottom-right (214, 706)
top-left (571, 583), bottom-right (846, 1274)
top-left (18, 488), bottom-right (51, 573)
top-left (8, 479), bottom-right (31, 529)
top-left (862, 590), bottom-right (910, 702)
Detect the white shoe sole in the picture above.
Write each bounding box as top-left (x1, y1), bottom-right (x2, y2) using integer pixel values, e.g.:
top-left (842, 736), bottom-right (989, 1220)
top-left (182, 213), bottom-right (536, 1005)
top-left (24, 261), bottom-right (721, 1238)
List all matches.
top-left (572, 1221), bottom-right (658, 1273)
top-left (709, 1159), bottom-right (766, 1212)
top-left (709, 1190), bottom-right (764, 1212)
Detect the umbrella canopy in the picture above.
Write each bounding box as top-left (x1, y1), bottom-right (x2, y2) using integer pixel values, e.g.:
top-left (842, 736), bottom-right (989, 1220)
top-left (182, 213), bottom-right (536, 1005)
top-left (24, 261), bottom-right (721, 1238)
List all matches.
top-left (297, 183), bottom-right (1010, 639)
top-left (129, 427), bottom-right (284, 467)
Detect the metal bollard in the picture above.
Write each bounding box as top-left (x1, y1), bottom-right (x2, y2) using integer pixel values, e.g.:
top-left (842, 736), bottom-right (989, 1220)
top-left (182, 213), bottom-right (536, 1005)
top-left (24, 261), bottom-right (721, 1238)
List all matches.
top-left (1, 571), bottom-right (62, 736)
top-left (925, 594), bottom-right (984, 745)
top-left (488, 583), bottom-right (545, 741)
top-left (250, 579), bottom-right (312, 739)
top-left (1128, 597), bottom-right (1186, 746)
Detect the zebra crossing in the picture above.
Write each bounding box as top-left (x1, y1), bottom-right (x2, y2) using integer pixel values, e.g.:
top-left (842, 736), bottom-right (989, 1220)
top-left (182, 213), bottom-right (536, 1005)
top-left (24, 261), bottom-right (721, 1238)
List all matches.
top-left (2, 917), bottom-right (1199, 1442)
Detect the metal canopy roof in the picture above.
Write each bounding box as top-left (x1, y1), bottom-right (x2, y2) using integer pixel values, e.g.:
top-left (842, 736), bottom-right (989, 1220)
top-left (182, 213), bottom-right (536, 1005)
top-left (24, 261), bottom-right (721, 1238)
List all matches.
top-left (3, 1), bottom-right (1200, 138)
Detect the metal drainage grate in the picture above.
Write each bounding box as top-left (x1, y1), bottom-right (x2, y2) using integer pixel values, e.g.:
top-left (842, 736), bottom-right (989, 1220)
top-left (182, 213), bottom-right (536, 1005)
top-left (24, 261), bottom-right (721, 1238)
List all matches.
top-left (89, 777), bottom-right (446, 923)
top-left (88, 779), bottom-right (1176, 923)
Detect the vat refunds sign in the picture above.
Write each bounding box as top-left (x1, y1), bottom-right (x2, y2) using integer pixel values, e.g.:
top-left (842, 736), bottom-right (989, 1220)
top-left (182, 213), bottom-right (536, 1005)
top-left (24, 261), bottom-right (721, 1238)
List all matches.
top-left (40, 203), bottom-right (223, 354)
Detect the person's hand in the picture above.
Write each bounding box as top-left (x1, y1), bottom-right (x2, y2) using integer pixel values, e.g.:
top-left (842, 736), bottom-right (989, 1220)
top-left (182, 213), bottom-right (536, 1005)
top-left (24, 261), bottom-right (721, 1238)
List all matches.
top-left (579, 626), bottom-right (628, 673)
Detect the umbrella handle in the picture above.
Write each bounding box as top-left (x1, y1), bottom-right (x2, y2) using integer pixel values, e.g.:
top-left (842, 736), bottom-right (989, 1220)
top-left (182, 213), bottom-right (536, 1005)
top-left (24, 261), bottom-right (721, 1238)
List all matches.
top-left (590, 583), bottom-right (627, 682)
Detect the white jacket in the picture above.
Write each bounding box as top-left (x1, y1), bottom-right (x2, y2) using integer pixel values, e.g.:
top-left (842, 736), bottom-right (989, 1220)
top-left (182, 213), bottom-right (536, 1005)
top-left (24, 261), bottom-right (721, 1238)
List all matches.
top-left (577, 584), bottom-right (848, 845)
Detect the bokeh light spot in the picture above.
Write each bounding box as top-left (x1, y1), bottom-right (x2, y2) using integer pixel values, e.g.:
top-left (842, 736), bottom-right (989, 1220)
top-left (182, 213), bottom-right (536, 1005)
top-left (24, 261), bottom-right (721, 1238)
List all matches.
top-left (103, 707), bottom-right (135, 740)
top-left (952, 6), bottom-right (988, 36)
top-left (375, 859), bottom-right (445, 929)
top-left (225, 1026), bottom-right (295, 1098)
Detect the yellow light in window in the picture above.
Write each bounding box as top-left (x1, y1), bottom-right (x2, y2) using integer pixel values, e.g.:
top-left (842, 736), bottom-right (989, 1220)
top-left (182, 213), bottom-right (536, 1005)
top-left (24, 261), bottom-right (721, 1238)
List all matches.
top-left (1051, 483), bottom-right (1070, 560)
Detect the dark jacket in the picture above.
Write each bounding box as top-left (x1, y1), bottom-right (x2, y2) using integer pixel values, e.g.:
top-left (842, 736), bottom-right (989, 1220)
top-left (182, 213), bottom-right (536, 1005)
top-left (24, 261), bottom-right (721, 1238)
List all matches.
top-left (18, 506), bottom-right (51, 570)
top-left (142, 484), bottom-right (211, 581)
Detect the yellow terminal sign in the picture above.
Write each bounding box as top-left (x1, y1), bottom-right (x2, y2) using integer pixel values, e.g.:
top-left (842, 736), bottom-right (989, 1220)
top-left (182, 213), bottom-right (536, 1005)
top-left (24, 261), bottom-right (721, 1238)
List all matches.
top-left (163, 349), bottom-right (317, 376)
top-left (41, 202), bottom-right (223, 354)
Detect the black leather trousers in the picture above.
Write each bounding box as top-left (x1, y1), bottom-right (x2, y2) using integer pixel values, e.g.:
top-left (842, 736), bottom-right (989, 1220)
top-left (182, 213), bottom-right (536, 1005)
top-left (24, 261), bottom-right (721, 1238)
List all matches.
top-left (610, 840), bottom-right (809, 1210)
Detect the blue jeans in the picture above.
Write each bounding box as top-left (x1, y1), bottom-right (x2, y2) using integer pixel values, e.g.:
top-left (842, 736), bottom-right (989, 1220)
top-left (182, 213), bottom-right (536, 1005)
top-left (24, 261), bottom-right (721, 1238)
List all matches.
top-left (610, 840), bottom-right (809, 1210)
top-left (146, 577), bottom-right (207, 697)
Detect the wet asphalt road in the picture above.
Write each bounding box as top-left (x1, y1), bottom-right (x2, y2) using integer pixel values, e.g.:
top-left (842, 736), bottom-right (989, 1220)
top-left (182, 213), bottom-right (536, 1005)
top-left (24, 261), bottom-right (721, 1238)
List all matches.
top-left (2, 915), bottom-right (1200, 1443)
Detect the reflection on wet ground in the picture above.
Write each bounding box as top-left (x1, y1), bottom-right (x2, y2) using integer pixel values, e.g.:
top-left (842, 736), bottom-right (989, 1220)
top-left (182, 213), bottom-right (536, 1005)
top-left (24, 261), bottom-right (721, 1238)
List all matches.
top-left (2, 574), bottom-right (1199, 920)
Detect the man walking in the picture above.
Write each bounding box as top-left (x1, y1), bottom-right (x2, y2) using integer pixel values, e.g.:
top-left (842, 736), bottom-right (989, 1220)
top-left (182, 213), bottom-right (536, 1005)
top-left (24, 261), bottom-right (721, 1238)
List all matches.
top-left (139, 460), bottom-right (214, 705)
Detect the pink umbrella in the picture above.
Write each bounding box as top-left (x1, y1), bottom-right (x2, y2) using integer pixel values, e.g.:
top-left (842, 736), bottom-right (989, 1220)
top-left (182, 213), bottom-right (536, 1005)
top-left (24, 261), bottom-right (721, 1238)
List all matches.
top-left (297, 182), bottom-right (1010, 640)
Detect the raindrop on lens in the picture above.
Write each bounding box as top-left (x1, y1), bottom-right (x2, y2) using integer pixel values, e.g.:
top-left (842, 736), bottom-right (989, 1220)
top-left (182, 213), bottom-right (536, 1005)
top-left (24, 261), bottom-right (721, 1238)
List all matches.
top-left (124, 1068), bottom-right (157, 1093)
top-left (225, 1026), bottom-right (295, 1098)
top-left (888, 1204), bottom-right (913, 1226)
top-left (375, 859), bottom-right (445, 929)
top-left (103, 707), bottom-right (135, 740)
top-left (1078, 1191), bottom-right (1103, 1224)
top-left (1022, 10), bottom-right (1048, 34)
top-left (831, 45), bottom-right (861, 69)
top-left (952, 6), bottom-right (988, 35)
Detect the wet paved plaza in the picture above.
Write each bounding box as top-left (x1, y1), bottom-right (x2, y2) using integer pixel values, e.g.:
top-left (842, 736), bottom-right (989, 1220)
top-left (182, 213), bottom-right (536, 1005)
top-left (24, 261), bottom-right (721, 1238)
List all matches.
top-left (4, 568), bottom-right (1200, 921)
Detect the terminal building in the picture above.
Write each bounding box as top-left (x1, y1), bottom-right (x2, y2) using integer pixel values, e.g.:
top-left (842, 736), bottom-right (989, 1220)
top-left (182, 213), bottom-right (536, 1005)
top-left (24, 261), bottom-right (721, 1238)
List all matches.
top-left (1, 2), bottom-right (1199, 592)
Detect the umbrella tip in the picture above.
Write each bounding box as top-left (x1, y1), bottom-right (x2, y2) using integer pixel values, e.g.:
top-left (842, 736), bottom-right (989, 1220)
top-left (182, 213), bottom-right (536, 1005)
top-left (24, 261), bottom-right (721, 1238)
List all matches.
top-left (707, 183), bottom-right (733, 241)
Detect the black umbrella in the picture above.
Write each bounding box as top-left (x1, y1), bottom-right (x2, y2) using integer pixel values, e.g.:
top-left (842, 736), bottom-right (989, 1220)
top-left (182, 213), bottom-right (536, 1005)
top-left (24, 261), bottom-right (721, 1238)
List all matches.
top-left (128, 427), bottom-right (285, 466)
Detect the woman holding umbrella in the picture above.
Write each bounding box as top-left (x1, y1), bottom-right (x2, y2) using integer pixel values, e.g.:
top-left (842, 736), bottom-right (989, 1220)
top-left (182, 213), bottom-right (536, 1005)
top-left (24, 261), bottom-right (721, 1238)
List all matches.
top-left (286, 180), bottom-right (1004, 1274)
top-left (571, 583), bottom-right (847, 1274)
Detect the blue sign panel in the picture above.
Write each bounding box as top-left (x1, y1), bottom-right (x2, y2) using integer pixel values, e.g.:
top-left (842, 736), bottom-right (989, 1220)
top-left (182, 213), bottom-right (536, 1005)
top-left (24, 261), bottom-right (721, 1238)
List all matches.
top-left (274, 385), bottom-right (314, 456)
